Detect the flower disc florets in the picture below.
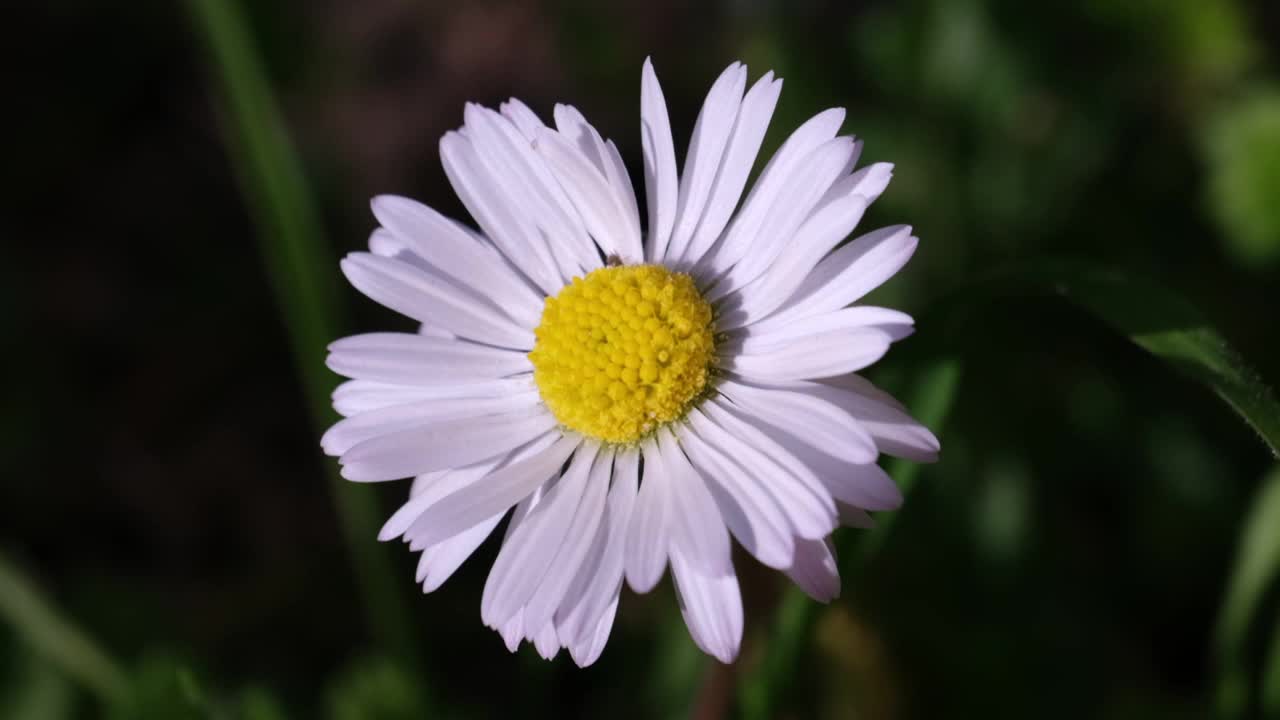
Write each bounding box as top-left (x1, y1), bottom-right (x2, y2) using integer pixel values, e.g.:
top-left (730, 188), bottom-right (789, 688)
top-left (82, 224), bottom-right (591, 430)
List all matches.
top-left (529, 264), bottom-right (716, 443)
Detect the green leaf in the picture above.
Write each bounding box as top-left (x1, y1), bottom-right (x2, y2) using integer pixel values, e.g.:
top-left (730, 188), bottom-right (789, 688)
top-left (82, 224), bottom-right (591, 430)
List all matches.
top-left (741, 258), bottom-right (1278, 717)
top-left (106, 657), bottom-right (212, 720)
top-left (1215, 465), bottom-right (1280, 719)
top-left (324, 656), bottom-right (431, 720)
top-left (184, 0), bottom-right (424, 674)
top-left (0, 551), bottom-right (127, 703)
top-left (1204, 88), bottom-right (1280, 269)
top-left (955, 260), bottom-right (1280, 459)
top-left (1, 650), bottom-right (75, 720)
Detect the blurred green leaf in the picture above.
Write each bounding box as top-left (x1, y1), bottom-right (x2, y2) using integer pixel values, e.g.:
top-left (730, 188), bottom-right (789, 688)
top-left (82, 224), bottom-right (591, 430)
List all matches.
top-left (1, 651), bottom-right (74, 720)
top-left (958, 260), bottom-right (1280, 458)
top-left (1215, 465), bottom-right (1280, 719)
top-left (324, 656), bottom-right (431, 720)
top-left (185, 0), bottom-right (423, 673)
top-left (650, 603), bottom-right (713, 720)
top-left (106, 657), bottom-right (211, 720)
top-left (1264, 617), bottom-right (1280, 719)
top-left (0, 551), bottom-right (126, 703)
top-left (1205, 89), bottom-right (1280, 269)
top-left (238, 687), bottom-right (291, 720)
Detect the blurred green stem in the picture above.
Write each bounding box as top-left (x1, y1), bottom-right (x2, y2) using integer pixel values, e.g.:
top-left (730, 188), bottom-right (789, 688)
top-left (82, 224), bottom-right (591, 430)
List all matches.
top-left (0, 551), bottom-right (127, 703)
top-left (737, 358), bottom-right (962, 720)
top-left (185, 0), bottom-right (422, 672)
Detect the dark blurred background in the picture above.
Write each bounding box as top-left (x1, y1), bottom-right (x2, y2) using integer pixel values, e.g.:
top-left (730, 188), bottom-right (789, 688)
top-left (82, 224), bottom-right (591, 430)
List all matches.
top-left (4, 1), bottom-right (1280, 718)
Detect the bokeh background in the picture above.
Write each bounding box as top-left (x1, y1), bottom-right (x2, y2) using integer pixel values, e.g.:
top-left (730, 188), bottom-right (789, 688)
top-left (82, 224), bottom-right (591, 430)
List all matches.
top-left (5, 0), bottom-right (1280, 718)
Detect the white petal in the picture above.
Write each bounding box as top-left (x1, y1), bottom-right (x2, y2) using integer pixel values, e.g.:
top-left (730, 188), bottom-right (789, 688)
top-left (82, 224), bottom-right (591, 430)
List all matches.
top-left (687, 403), bottom-right (836, 540)
top-left (658, 427), bottom-right (732, 576)
top-left (330, 377), bottom-right (533, 417)
top-left (439, 130), bottom-right (563, 294)
top-left (404, 434), bottom-right (581, 548)
top-left (717, 378), bottom-right (878, 465)
top-left (755, 228), bottom-right (919, 332)
top-left (553, 105), bottom-right (643, 259)
top-left (532, 620), bottom-right (560, 660)
top-left (569, 596), bottom-right (618, 668)
top-left (670, 550), bottom-right (742, 664)
top-left (499, 607), bottom-right (525, 652)
top-left (533, 127), bottom-right (640, 263)
top-left (521, 448), bottom-right (614, 632)
top-left (326, 332), bottom-right (532, 386)
top-left (460, 107), bottom-right (601, 280)
top-left (820, 373), bottom-right (909, 412)
top-left (338, 408), bottom-right (557, 482)
top-left (722, 327), bottom-right (893, 382)
top-left (321, 388), bottom-right (540, 456)
top-left (499, 98), bottom-right (543, 140)
top-left (679, 424), bottom-right (795, 569)
top-left (715, 197), bottom-right (871, 328)
top-left (624, 437), bottom-right (670, 592)
top-left (340, 253), bottom-right (535, 349)
top-left (784, 538), bottom-right (840, 602)
top-left (680, 72), bottom-right (783, 268)
top-left (558, 448), bottom-right (638, 656)
top-left (664, 62), bottom-right (747, 263)
top-left (369, 194), bottom-right (544, 327)
top-left (640, 57), bottom-right (679, 263)
top-left (728, 405), bottom-right (903, 511)
top-left (383, 440), bottom-right (549, 542)
top-left (791, 381), bottom-right (941, 462)
top-left (821, 161), bottom-right (894, 207)
top-left (481, 443), bottom-right (599, 627)
top-left (724, 306), bottom-right (914, 354)
top-left (708, 135), bottom-right (860, 297)
top-left (415, 513), bottom-right (504, 593)
top-left (700, 107), bottom-right (846, 278)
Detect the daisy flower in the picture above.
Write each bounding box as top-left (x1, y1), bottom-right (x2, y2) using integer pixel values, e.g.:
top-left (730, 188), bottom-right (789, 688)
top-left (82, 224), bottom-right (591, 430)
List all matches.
top-left (321, 58), bottom-right (938, 666)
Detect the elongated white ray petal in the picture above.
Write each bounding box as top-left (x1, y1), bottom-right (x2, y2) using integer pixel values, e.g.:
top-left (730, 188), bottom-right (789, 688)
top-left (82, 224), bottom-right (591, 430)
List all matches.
top-left (680, 72), bottom-right (783, 268)
top-left (624, 437), bottom-right (671, 592)
top-left (722, 327), bottom-right (893, 382)
top-left (340, 253), bottom-right (535, 349)
top-left (326, 332), bottom-right (531, 386)
top-left (641, 57), bottom-right (679, 262)
top-left (664, 62), bottom-right (747, 263)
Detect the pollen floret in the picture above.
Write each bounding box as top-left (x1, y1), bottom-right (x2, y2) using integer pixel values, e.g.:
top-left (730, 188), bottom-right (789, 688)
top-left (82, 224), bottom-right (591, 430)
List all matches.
top-left (530, 264), bottom-right (716, 443)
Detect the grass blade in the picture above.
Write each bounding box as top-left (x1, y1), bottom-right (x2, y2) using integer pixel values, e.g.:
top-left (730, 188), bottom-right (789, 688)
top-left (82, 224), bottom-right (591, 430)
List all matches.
top-left (1216, 465), bottom-right (1280, 719)
top-left (0, 551), bottom-right (127, 703)
top-left (185, 0), bottom-right (422, 673)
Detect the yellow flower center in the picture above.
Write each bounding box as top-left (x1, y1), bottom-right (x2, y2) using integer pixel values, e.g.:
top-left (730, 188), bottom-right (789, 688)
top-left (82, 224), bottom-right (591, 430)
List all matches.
top-left (529, 264), bottom-right (717, 444)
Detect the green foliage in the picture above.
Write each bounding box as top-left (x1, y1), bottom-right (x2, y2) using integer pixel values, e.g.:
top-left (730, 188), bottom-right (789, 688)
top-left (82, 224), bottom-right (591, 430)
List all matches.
top-left (0, 552), bottom-right (126, 703)
top-left (8, 0), bottom-right (1280, 718)
top-left (1205, 90), bottom-right (1280, 269)
top-left (323, 657), bottom-right (432, 720)
top-left (1216, 465), bottom-right (1280, 718)
top-left (1, 651), bottom-right (74, 720)
top-left (106, 657), bottom-right (212, 720)
top-left (955, 261), bottom-right (1280, 458)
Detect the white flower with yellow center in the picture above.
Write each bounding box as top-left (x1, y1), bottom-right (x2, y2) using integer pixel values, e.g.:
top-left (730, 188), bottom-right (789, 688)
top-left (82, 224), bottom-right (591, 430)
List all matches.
top-left (322, 58), bottom-right (938, 666)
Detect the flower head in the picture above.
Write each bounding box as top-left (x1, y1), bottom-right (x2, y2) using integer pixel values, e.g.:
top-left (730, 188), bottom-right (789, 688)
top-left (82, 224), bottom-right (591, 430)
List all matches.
top-left (322, 58), bottom-right (939, 666)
